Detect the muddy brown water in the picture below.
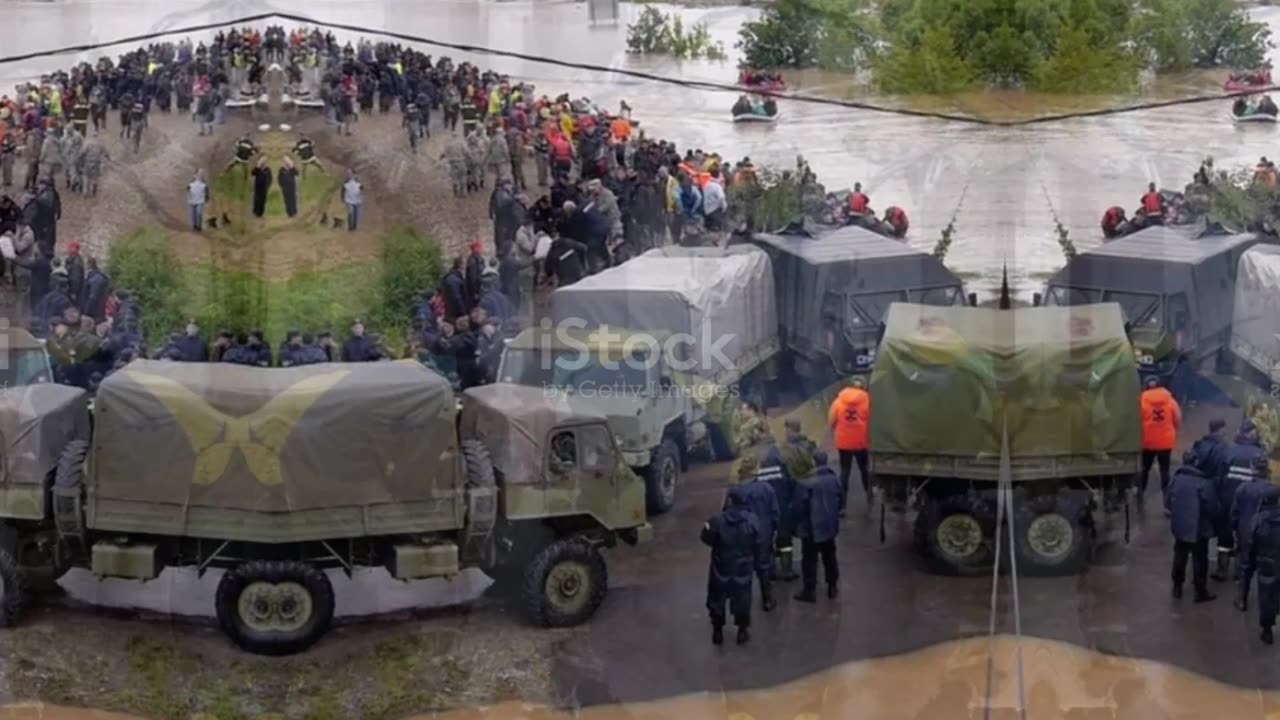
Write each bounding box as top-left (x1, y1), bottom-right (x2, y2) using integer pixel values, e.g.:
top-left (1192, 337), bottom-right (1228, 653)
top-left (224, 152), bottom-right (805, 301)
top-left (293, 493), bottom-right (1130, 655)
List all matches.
top-left (7, 634), bottom-right (1280, 719)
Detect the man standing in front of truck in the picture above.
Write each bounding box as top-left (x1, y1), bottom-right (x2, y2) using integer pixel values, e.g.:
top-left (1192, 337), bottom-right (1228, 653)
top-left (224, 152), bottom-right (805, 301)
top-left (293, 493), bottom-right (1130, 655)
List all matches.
top-left (829, 378), bottom-right (872, 512)
top-left (1139, 377), bottom-right (1181, 510)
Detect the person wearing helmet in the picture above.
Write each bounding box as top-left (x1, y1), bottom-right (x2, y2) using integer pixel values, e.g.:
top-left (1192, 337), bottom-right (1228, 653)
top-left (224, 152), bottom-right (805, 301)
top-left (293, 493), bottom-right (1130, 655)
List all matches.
top-left (1166, 449), bottom-right (1220, 603)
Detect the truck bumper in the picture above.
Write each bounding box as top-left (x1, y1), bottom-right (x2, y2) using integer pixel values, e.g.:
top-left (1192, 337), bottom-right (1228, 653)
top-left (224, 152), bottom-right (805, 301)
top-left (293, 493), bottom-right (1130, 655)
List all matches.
top-left (620, 523), bottom-right (655, 546)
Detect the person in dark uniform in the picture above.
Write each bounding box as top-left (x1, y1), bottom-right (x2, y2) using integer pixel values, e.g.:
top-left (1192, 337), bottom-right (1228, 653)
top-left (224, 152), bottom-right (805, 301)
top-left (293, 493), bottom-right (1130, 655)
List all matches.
top-left (1188, 419), bottom-right (1234, 581)
top-left (1231, 432), bottom-right (1271, 611)
top-left (1246, 486), bottom-right (1280, 644)
top-left (730, 455), bottom-right (779, 613)
top-left (792, 449), bottom-right (844, 602)
top-left (70, 97), bottom-right (90, 137)
top-left (701, 486), bottom-right (763, 645)
top-left (251, 157), bottom-right (272, 218)
top-left (227, 134), bottom-right (259, 175)
top-left (292, 136), bottom-right (324, 175)
top-left (278, 157), bottom-right (299, 218)
top-left (1167, 449), bottom-right (1220, 602)
top-left (461, 102), bottom-right (479, 136)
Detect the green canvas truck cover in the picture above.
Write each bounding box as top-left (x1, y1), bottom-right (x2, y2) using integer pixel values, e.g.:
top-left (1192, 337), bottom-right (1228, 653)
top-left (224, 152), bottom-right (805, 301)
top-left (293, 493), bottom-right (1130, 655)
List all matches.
top-left (0, 383), bottom-right (89, 493)
top-left (869, 303), bottom-right (1140, 461)
top-left (90, 360), bottom-right (459, 534)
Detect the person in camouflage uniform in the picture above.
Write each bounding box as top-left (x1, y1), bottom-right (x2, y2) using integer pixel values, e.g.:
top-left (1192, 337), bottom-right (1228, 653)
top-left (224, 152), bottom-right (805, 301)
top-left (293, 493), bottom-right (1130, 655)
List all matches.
top-left (507, 127), bottom-right (527, 191)
top-left (487, 127), bottom-right (513, 187)
top-left (24, 126), bottom-right (43, 191)
top-left (443, 135), bottom-right (468, 197)
top-left (37, 127), bottom-right (64, 187)
top-left (79, 138), bottom-right (108, 197)
top-left (465, 131), bottom-right (486, 193)
top-left (61, 129), bottom-right (84, 192)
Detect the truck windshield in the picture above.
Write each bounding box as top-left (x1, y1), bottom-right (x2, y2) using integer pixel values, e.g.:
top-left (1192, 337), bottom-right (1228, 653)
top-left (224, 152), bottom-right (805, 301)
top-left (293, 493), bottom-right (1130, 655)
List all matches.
top-left (0, 348), bottom-right (53, 388)
top-left (499, 348), bottom-right (654, 394)
top-left (849, 291), bottom-right (908, 327)
top-left (912, 286), bottom-right (964, 306)
top-left (1043, 286), bottom-right (1101, 306)
top-left (1101, 291), bottom-right (1161, 328)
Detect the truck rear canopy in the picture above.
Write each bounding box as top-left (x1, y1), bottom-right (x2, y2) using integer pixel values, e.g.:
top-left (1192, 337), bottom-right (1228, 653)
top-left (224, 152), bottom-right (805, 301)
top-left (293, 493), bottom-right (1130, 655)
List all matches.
top-left (548, 246), bottom-right (779, 385)
top-left (1231, 244), bottom-right (1280, 379)
top-left (869, 304), bottom-right (1140, 461)
top-left (91, 360), bottom-right (458, 519)
top-left (0, 383), bottom-right (89, 489)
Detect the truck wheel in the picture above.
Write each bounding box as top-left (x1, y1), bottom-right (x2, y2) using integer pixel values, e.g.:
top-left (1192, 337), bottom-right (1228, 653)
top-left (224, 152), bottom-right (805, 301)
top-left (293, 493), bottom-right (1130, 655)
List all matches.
top-left (0, 546), bottom-right (24, 627)
top-left (1014, 495), bottom-right (1091, 576)
top-left (521, 539), bottom-right (608, 627)
top-left (921, 495), bottom-right (993, 574)
top-left (644, 439), bottom-right (681, 515)
top-left (706, 423), bottom-right (737, 462)
top-left (462, 439), bottom-right (495, 488)
top-left (215, 560), bottom-right (335, 656)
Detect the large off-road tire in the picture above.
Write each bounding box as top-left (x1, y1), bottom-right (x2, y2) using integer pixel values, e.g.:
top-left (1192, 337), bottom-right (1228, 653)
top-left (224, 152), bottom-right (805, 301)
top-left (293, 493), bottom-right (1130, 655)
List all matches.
top-left (0, 545), bottom-right (24, 628)
top-left (644, 439), bottom-right (681, 515)
top-left (918, 494), bottom-right (994, 574)
top-left (462, 439), bottom-right (495, 489)
top-left (521, 539), bottom-right (608, 627)
top-left (215, 560), bottom-right (335, 656)
top-left (1013, 494), bottom-right (1092, 576)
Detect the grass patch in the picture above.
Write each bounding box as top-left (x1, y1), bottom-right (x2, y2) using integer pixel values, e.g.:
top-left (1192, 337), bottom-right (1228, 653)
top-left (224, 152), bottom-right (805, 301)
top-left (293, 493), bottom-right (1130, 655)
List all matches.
top-left (109, 225), bottom-right (443, 352)
top-left (211, 161), bottom-right (338, 227)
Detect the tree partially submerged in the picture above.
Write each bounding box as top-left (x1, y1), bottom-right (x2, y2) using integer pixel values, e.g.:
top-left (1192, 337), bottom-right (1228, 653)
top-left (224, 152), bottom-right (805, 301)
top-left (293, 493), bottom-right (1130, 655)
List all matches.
top-left (627, 6), bottom-right (727, 61)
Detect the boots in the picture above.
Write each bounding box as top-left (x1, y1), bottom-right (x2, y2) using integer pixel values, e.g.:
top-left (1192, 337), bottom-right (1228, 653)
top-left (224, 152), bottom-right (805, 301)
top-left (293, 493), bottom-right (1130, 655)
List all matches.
top-left (1212, 553), bottom-right (1231, 582)
top-left (794, 587), bottom-right (817, 603)
top-left (736, 627), bottom-right (750, 645)
top-left (1235, 582), bottom-right (1250, 612)
top-left (761, 583), bottom-right (776, 613)
top-left (1193, 588), bottom-right (1217, 603)
top-left (777, 549), bottom-right (799, 582)
top-left (1264, 626), bottom-right (1275, 646)
top-left (712, 626), bottom-right (724, 645)
top-left (827, 584), bottom-right (839, 600)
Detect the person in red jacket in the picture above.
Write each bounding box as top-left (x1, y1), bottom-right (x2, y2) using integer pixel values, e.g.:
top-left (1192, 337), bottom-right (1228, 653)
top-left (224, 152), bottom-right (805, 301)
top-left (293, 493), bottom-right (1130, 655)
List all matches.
top-left (1101, 206), bottom-right (1128, 238)
top-left (1139, 182), bottom-right (1164, 226)
top-left (828, 378), bottom-right (872, 510)
top-left (847, 182), bottom-right (870, 219)
top-left (1139, 377), bottom-right (1182, 507)
top-left (883, 206), bottom-right (909, 238)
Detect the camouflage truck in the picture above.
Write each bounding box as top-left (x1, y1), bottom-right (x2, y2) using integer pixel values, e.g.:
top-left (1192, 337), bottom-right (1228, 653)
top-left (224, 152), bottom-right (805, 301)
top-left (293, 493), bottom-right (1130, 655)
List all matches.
top-left (870, 303), bottom-right (1140, 575)
top-left (499, 246), bottom-right (781, 515)
top-left (0, 360), bottom-right (649, 655)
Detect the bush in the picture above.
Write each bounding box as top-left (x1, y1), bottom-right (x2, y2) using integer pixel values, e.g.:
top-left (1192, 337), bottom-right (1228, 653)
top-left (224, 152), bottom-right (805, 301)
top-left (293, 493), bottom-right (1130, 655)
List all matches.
top-left (374, 226), bottom-right (444, 331)
top-left (106, 229), bottom-right (185, 342)
top-left (627, 6), bottom-right (727, 60)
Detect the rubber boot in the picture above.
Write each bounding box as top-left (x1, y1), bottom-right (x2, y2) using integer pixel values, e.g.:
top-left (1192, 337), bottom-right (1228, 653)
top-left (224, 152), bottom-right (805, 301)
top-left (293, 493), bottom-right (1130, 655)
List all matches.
top-left (1194, 588), bottom-right (1217, 603)
top-left (794, 587), bottom-right (817, 603)
top-left (712, 625), bottom-right (724, 645)
top-left (777, 549), bottom-right (799, 582)
top-left (736, 627), bottom-right (750, 645)
top-left (1263, 626), bottom-right (1275, 646)
top-left (1172, 584), bottom-right (1183, 599)
top-left (827, 584), bottom-right (839, 600)
top-left (761, 582), bottom-right (776, 613)
top-left (1235, 582), bottom-right (1250, 612)
top-left (1212, 553), bottom-right (1231, 582)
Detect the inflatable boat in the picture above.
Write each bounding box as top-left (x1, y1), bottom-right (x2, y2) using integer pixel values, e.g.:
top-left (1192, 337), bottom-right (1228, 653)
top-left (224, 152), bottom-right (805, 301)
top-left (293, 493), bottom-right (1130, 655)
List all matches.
top-left (1233, 110), bottom-right (1278, 123)
top-left (732, 111), bottom-right (779, 123)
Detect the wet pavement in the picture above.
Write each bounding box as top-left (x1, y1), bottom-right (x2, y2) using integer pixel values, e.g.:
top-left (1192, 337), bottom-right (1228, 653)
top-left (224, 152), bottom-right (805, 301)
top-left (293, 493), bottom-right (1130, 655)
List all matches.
top-left (7, 1), bottom-right (1280, 296)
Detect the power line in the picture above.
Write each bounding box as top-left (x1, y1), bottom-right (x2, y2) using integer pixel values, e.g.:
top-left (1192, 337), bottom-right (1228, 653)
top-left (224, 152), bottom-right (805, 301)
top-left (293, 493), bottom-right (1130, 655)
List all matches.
top-left (0, 9), bottom-right (1273, 128)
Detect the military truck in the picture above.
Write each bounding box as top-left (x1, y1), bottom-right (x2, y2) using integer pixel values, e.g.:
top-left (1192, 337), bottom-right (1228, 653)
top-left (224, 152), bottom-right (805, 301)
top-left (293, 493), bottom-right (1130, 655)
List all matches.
top-left (0, 361), bottom-right (649, 655)
top-left (1043, 226), bottom-right (1260, 383)
top-left (1229, 244), bottom-right (1280, 388)
top-left (870, 303), bottom-right (1140, 575)
top-left (1, 327), bottom-right (54, 388)
top-left (499, 246), bottom-right (780, 515)
top-left (751, 223), bottom-right (969, 394)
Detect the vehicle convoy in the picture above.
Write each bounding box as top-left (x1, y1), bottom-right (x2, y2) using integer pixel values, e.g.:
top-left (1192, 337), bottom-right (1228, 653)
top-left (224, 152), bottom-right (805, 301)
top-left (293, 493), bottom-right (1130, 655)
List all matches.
top-left (1043, 226), bottom-right (1260, 383)
top-left (0, 361), bottom-right (649, 655)
top-left (869, 303), bottom-right (1141, 575)
top-left (750, 223), bottom-right (969, 393)
top-left (499, 246), bottom-right (780, 515)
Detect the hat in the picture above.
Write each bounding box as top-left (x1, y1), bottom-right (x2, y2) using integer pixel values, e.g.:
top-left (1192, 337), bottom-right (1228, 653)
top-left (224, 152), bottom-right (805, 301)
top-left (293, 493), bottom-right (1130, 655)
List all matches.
top-left (1210, 418), bottom-right (1227, 432)
top-left (469, 240), bottom-right (484, 254)
top-left (66, 240), bottom-right (81, 254)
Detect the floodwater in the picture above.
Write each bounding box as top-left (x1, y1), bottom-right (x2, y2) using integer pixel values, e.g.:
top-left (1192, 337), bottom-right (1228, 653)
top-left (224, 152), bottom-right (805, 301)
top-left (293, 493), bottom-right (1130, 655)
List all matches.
top-left (5, 0), bottom-right (1280, 296)
top-left (9, 634), bottom-right (1280, 719)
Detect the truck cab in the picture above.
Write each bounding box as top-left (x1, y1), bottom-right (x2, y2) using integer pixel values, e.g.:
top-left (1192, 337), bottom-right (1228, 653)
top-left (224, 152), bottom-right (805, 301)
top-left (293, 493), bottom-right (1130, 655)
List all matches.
top-left (1, 327), bottom-right (55, 389)
top-left (1043, 226), bottom-right (1259, 382)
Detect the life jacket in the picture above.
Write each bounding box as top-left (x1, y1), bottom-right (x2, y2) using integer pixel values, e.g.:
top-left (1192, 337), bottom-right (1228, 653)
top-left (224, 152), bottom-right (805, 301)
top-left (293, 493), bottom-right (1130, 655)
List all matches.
top-left (1101, 206), bottom-right (1123, 231)
top-left (886, 206), bottom-right (908, 233)
top-left (1139, 386), bottom-right (1180, 451)
top-left (848, 191), bottom-right (870, 214)
top-left (1141, 191), bottom-right (1163, 215)
top-left (550, 135), bottom-right (572, 162)
top-left (610, 117), bottom-right (630, 142)
top-left (828, 387), bottom-right (870, 451)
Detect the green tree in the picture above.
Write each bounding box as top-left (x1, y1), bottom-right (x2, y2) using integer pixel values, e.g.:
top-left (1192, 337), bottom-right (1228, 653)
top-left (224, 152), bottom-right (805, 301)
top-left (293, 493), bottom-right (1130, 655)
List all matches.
top-left (1032, 25), bottom-right (1138, 92)
top-left (737, 0), bottom-right (876, 71)
top-left (1134, 0), bottom-right (1270, 71)
top-left (876, 25), bottom-right (977, 94)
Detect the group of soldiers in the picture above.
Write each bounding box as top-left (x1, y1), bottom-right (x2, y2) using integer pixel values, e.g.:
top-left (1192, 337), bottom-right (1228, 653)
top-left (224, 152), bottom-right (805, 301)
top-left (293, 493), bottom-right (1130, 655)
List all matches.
top-left (2, 123), bottom-right (110, 196)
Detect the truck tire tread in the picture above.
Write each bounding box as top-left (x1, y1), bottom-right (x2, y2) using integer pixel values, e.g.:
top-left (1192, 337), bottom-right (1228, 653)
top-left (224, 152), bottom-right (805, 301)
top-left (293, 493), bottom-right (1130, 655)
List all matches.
top-left (215, 560), bottom-right (335, 656)
top-left (1013, 494), bottom-right (1092, 576)
top-left (0, 546), bottom-right (24, 628)
top-left (463, 439), bottom-right (496, 489)
top-left (644, 439), bottom-right (680, 515)
top-left (921, 494), bottom-right (994, 575)
top-left (521, 539), bottom-right (608, 628)
top-left (55, 440), bottom-right (89, 490)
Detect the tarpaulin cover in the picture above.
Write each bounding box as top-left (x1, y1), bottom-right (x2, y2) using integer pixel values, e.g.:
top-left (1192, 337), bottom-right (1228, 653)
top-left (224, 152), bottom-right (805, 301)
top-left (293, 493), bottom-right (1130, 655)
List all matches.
top-left (0, 383), bottom-right (89, 487)
top-left (1230, 244), bottom-right (1280, 378)
top-left (548, 246), bottom-right (779, 385)
top-left (869, 304), bottom-right (1140, 458)
top-left (91, 360), bottom-right (457, 512)
top-left (460, 383), bottom-right (605, 484)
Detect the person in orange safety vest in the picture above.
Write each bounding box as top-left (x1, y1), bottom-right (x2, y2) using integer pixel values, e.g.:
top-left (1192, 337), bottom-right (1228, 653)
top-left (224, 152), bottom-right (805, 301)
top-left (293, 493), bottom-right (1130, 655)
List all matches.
top-left (828, 378), bottom-right (872, 511)
top-left (1139, 182), bottom-right (1164, 225)
top-left (1139, 377), bottom-right (1182, 506)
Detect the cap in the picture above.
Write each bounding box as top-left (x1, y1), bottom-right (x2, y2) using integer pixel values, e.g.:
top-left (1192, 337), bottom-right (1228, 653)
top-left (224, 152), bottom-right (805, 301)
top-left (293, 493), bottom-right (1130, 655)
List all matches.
top-left (1210, 419), bottom-right (1227, 432)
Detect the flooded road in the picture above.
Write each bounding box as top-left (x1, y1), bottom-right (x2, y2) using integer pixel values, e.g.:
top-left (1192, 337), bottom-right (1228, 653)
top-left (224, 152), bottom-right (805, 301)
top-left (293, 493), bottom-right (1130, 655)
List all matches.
top-left (5, 0), bottom-right (1279, 296)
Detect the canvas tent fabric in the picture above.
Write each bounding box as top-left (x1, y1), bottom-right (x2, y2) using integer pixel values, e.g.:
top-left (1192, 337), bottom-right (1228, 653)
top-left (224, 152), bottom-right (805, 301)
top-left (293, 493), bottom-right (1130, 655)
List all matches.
top-left (460, 383), bottom-right (606, 484)
top-left (91, 360), bottom-right (457, 513)
top-left (548, 245), bottom-right (779, 385)
top-left (869, 304), bottom-right (1140, 459)
top-left (0, 383), bottom-right (89, 488)
top-left (750, 227), bottom-right (965, 357)
top-left (1231, 244), bottom-right (1280, 378)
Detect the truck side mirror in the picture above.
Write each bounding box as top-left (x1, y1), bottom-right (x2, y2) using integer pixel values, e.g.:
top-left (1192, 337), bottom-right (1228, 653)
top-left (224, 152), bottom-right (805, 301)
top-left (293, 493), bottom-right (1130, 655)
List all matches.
top-left (967, 292), bottom-right (978, 307)
top-left (1032, 292), bottom-right (1042, 307)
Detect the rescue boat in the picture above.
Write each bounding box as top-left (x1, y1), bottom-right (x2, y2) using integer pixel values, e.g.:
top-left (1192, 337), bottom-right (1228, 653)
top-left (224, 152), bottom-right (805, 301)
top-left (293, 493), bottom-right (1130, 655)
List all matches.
top-left (1232, 109), bottom-right (1278, 123)
top-left (732, 111), bottom-right (780, 124)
